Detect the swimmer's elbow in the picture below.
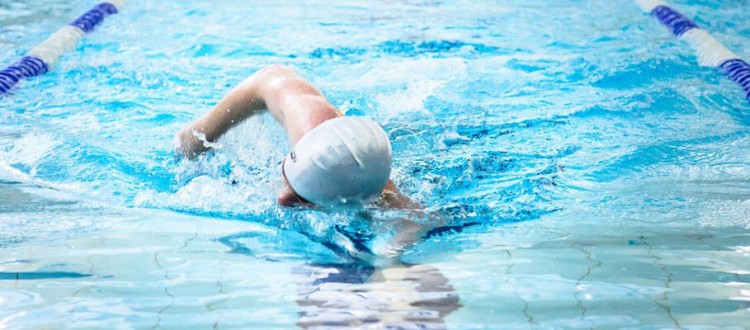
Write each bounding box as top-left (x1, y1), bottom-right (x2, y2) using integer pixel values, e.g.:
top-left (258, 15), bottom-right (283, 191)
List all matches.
top-left (256, 65), bottom-right (320, 97)
top-left (259, 64), bottom-right (297, 77)
top-left (236, 65), bottom-right (298, 97)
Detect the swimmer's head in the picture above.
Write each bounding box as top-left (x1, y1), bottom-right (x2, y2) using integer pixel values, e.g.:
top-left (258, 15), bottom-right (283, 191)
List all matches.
top-left (279, 117), bottom-right (392, 207)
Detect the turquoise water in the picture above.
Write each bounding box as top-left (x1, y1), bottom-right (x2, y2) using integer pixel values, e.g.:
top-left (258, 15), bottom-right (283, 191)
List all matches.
top-left (2, 0), bottom-right (750, 328)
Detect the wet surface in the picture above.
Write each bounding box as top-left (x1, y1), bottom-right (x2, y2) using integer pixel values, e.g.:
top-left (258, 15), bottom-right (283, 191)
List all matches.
top-left (2, 0), bottom-right (750, 328)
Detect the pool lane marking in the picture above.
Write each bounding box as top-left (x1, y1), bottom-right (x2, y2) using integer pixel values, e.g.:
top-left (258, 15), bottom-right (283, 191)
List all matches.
top-left (635, 0), bottom-right (750, 104)
top-left (0, 1), bottom-right (127, 96)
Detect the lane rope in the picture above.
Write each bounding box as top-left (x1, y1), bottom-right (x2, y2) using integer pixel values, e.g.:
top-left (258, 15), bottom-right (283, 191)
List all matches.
top-left (0, 0), bottom-right (127, 96)
top-left (635, 0), bottom-right (750, 104)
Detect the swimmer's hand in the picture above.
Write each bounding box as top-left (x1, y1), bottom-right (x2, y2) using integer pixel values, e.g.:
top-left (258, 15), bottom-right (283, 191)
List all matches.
top-left (374, 181), bottom-right (422, 210)
top-left (174, 126), bottom-right (212, 160)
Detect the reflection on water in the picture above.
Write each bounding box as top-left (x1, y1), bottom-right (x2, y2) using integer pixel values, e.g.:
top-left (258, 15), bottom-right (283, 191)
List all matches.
top-left (288, 212), bottom-right (462, 329)
top-left (2, 0), bottom-right (750, 327)
top-left (217, 210), bottom-right (462, 329)
top-left (295, 263), bottom-right (459, 329)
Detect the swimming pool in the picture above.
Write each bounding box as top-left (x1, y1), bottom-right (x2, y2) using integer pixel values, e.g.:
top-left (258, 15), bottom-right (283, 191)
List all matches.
top-left (2, 0), bottom-right (749, 328)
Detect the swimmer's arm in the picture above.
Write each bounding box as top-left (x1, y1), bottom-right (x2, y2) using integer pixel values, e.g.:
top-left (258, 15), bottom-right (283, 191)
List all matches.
top-left (176, 75), bottom-right (266, 159)
top-left (176, 65), bottom-right (338, 159)
top-left (375, 183), bottom-right (454, 258)
top-left (378, 181), bottom-right (422, 210)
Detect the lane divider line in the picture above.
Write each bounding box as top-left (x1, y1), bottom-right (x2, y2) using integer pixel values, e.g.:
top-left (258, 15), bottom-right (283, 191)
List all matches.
top-left (0, 0), bottom-right (127, 96)
top-left (635, 0), bottom-right (750, 104)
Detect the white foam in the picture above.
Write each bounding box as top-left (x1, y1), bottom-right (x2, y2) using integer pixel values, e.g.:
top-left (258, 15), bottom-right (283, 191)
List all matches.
top-left (105, 0), bottom-right (128, 11)
top-left (333, 57), bottom-right (467, 120)
top-left (680, 28), bottom-right (739, 67)
top-left (0, 133), bottom-right (61, 168)
top-left (635, 0), bottom-right (667, 12)
top-left (25, 25), bottom-right (85, 67)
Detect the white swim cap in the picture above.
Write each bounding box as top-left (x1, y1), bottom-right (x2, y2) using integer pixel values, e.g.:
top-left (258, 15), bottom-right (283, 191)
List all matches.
top-left (282, 116), bottom-right (392, 206)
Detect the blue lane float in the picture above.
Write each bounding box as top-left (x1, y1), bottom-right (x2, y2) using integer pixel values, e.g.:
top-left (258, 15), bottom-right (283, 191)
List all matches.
top-left (70, 2), bottom-right (120, 34)
top-left (0, 57), bottom-right (47, 93)
top-left (721, 59), bottom-right (750, 102)
top-left (636, 0), bottom-right (750, 104)
top-left (651, 5), bottom-right (699, 37)
top-left (0, 0), bottom-right (127, 95)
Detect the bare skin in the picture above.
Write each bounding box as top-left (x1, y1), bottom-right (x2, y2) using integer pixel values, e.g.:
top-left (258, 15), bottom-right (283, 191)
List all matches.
top-left (176, 65), bottom-right (420, 209)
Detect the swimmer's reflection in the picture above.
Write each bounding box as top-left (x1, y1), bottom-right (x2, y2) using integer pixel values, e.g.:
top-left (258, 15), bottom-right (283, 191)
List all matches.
top-left (293, 262), bottom-right (459, 329)
top-left (292, 217), bottom-right (461, 329)
top-left (217, 210), bottom-right (462, 327)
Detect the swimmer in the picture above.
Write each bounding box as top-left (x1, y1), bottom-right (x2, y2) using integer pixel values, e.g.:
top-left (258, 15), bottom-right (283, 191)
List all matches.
top-left (179, 65), bottom-right (461, 327)
top-left (175, 65), bottom-right (420, 209)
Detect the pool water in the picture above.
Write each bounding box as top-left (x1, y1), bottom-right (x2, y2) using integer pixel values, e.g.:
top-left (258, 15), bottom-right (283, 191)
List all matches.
top-left (2, 0), bottom-right (750, 328)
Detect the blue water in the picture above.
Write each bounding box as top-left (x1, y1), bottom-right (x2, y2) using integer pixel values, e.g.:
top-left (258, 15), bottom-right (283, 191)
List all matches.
top-left (2, 0), bottom-right (750, 328)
